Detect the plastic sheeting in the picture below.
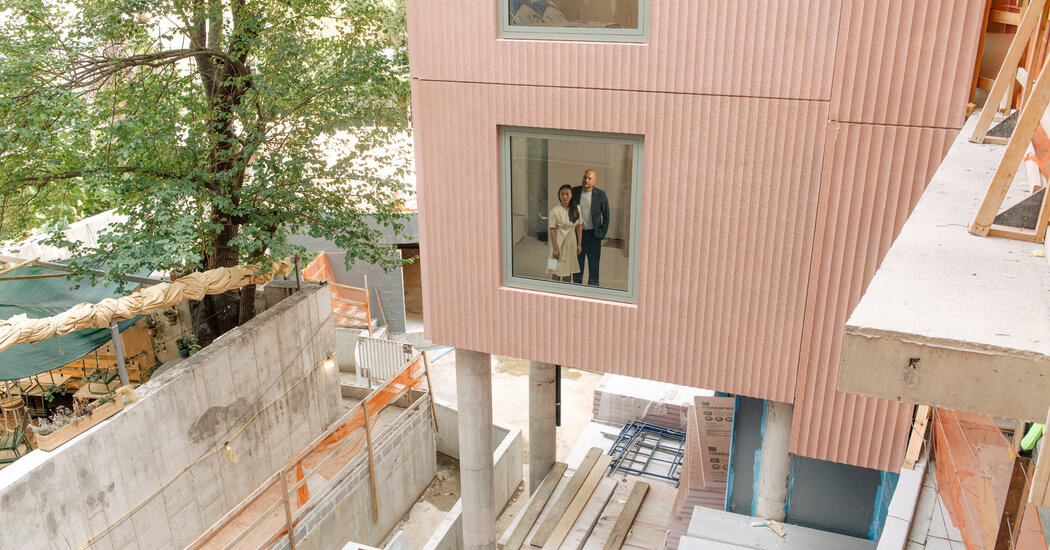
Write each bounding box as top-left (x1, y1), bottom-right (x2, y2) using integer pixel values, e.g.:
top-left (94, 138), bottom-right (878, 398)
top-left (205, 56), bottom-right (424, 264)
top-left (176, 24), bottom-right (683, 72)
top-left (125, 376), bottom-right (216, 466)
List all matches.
top-left (0, 264), bottom-right (140, 381)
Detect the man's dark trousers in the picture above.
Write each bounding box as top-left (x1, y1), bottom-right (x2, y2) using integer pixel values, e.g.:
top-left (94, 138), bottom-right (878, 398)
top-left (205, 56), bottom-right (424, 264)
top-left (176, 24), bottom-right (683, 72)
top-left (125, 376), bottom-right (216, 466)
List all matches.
top-left (574, 229), bottom-right (601, 285)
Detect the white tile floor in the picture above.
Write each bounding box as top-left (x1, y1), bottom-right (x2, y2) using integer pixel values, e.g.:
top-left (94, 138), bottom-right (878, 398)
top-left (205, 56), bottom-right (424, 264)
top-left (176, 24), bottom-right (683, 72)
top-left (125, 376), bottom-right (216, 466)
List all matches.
top-left (906, 460), bottom-right (966, 550)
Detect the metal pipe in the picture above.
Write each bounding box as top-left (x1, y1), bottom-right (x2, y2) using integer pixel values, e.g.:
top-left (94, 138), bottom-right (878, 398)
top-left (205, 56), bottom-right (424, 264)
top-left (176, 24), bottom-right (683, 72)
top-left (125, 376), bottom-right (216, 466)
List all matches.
top-left (109, 320), bottom-right (130, 387)
top-left (555, 364), bottom-right (562, 427)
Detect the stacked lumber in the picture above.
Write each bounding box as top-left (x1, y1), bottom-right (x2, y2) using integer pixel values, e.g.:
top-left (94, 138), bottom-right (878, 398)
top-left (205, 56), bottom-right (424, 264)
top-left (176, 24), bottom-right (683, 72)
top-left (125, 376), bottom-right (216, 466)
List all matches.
top-left (664, 399), bottom-right (731, 550)
top-left (592, 374), bottom-right (715, 430)
top-left (500, 447), bottom-right (675, 550)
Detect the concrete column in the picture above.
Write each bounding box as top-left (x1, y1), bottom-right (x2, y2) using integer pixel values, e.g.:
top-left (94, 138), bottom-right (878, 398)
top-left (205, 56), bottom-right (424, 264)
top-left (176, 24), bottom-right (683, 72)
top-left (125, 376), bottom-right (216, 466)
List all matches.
top-left (754, 401), bottom-right (794, 521)
top-left (456, 348), bottom-right (495, 549)
top-left (528, 361), bottom-right (557, 494)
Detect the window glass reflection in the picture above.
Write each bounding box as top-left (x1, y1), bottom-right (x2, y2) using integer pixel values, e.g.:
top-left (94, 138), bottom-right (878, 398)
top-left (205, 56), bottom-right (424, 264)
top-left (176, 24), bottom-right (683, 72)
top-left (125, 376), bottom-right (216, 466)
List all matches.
top-left (509, 135), bottom-right (636, 292)
top-left (508, 0), bottom-right (640, 31)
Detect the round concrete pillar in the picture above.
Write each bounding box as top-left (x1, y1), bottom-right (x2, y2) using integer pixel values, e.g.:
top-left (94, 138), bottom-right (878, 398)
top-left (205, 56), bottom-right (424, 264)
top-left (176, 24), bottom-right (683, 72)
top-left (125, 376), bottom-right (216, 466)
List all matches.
top-left (528, 361), bottom-right (557, 494)
top-left (456, 348), bottom-right (496, 549)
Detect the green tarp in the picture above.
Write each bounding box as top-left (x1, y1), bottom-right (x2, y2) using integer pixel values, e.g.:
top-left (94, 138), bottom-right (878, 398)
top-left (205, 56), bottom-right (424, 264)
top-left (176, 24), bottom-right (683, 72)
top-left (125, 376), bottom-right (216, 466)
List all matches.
top-left (0, 264), bottom-right (143, 381)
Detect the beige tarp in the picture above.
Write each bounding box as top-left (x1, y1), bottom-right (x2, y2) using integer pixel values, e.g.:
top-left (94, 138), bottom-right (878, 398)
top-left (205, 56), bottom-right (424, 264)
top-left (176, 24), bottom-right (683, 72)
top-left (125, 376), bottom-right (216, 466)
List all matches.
top-left (0, 260), bottom-right (293, 354)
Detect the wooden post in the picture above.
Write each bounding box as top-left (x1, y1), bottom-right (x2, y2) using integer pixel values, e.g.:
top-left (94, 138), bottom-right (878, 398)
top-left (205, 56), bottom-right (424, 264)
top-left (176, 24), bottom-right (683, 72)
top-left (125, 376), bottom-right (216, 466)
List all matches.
top-left (995, 456), bottom-right (1034, 550)
top-left (971, 46), bottom-right (1050, 237)
top-left (362, 401), bottom-right (380, 522)
top-left (422, 351), bottom-right (440, 432)
top-left (279, 471), bottom-right (297, 550)
top-left (971, 0), bottom-right (1049, 143)
top-left (373, 287), bottom-right (390, 339)
top-left (363, 274), bottom-right (373, 337)
top-left (904, 405), bottom-right (932, 469)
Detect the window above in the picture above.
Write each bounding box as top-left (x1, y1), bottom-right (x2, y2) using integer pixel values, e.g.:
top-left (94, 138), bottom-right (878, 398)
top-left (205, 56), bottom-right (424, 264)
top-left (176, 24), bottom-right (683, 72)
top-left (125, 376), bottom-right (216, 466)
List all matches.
top-left (499, 0), bottom-right (650, 43)
top-left (500, 127), bottom-right (644, 302)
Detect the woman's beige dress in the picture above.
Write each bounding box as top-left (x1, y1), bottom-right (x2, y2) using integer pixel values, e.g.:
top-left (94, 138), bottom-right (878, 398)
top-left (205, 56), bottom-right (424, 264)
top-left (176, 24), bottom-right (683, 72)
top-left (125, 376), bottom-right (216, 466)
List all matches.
top-left (547, 204), bottom-right (581, 276)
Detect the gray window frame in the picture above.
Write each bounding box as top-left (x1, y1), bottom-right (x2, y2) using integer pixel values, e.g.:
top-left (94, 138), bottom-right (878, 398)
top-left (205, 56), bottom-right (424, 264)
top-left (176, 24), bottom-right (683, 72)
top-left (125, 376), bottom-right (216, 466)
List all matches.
top-left (499, 126), bottom-right (644, 303)
top-left (497, 0), bottom-right (650, 43)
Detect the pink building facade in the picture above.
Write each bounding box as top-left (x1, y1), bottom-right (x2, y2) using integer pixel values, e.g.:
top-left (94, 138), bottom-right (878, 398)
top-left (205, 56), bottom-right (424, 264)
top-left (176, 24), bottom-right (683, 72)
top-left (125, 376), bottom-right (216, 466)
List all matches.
top-left (408, 0), bottom-right (984, 476)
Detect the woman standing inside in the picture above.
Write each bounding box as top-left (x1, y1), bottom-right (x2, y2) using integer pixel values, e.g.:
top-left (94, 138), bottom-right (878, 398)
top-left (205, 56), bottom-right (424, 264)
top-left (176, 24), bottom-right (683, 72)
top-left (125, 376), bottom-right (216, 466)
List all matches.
top-left (547, 184), bottom-right (582, 281)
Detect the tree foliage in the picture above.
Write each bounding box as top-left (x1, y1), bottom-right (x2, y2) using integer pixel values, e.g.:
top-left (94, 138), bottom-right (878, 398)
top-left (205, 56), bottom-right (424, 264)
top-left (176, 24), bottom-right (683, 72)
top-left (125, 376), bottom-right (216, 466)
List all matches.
top-left (0, 0), bottom-right (412, 338)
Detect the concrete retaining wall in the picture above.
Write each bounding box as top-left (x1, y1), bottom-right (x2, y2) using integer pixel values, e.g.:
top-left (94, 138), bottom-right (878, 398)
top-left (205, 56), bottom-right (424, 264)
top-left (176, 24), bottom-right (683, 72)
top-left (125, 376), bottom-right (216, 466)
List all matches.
top-left (422, 398), bottom-right (524, 550)
top-left (279, 390), bottom-right (437, 549)
top-left (0, 282), bottom-right (341, 549)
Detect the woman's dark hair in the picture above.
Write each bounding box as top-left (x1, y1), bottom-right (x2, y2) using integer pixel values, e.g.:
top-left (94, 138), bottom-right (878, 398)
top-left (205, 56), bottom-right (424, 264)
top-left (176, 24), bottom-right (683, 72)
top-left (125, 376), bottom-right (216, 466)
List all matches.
top-left (558, 184), bottom-right (580, 223)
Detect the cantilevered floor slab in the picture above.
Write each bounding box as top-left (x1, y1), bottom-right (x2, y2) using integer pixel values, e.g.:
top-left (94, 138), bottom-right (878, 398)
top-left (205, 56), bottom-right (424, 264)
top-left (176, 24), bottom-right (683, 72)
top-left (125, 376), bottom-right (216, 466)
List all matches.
top-left (839, 114), bottom-right (1050, 421)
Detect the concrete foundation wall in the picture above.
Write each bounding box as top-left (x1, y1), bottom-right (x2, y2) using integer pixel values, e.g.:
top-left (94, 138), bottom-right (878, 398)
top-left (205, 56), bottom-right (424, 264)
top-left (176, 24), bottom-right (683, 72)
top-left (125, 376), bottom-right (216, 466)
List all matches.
top-left (422, 398), bottom-right (524, 550)
top-left (0, 283), bottom-right (341, 549)
top-left (282, 391), bottom-right (437, 550)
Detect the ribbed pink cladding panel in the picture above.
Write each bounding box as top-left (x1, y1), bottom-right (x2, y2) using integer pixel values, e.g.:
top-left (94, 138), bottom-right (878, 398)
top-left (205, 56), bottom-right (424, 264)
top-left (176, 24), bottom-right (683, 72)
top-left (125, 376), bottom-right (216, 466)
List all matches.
top-left (831, 0), bottom-right (985, 128)
top-left (413, 80), bottom-right (828, 403)
top-left (405, 1), bottom-right (841, 100)
top-left (790, 122), bottom-right (958, 471)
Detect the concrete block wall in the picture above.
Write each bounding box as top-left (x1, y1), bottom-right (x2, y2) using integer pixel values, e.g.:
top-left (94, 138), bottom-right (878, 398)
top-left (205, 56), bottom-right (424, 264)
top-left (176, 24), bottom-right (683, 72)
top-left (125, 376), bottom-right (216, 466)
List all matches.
top-left (422, 399), bottom-right (524, 550)
top-left (0, 283), bottom-right (341, 549)
top-left (278, 392), bottom-right (437, 550)
top-left (289, 233), bottom-right (411, 334)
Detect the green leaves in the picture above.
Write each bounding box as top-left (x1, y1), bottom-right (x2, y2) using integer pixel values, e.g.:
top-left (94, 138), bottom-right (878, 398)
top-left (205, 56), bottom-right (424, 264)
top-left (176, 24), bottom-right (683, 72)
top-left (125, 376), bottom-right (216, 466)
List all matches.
top-left (1, 0), bottom-right (412, 286)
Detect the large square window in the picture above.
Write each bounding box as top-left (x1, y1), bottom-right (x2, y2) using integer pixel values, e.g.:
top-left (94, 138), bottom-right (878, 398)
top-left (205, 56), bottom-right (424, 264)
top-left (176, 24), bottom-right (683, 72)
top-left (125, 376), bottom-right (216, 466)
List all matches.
top-left (499, 0), bottom-right (649, 43)
top-left (500, 128), bottom-right (643, 302)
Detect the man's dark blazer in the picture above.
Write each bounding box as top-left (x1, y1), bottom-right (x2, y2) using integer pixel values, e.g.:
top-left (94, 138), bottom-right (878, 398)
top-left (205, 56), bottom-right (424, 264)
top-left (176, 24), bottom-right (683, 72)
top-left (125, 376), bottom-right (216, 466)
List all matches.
top-left (572, 185), bottom-right (611, 240)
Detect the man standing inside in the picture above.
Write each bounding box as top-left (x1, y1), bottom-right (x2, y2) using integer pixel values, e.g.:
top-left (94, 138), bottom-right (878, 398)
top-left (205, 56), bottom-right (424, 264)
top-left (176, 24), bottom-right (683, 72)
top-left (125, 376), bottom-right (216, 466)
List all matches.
top-left (572, 169), bottom-right (610, 286)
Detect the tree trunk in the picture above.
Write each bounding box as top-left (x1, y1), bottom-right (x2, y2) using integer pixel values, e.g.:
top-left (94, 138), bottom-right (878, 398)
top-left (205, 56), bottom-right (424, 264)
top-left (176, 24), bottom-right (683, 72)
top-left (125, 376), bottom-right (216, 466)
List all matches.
top-left (200, 219), bottom-right (241, 343)
top-left (238, 283), bottom-right (257, 325)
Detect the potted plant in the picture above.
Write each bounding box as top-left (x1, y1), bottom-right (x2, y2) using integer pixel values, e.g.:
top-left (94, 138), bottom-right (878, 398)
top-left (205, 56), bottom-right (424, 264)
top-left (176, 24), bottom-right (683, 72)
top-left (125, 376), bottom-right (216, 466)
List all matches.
top-left (30, 395), bottom-right (125, 452)
top-left (144, 316), bottom-right (159, 337)
top-left (176, 334), bottom-right (200, 357)
top-left (162, 307), bottom-right (179, 326)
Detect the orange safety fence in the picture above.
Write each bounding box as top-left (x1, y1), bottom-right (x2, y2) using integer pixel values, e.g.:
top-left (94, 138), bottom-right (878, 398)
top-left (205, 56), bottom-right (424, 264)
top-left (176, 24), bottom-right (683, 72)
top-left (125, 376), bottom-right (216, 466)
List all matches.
top-left (932, 408), bottom-right (1045, 550)
top-left (187, 355), bottom-right (429, 550)
top-left (302, 252), bottom-right (372, 334)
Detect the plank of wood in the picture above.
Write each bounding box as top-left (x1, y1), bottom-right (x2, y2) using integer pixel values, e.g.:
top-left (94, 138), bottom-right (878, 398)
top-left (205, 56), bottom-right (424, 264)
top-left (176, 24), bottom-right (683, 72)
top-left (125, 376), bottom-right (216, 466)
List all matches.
top-left (904, 405), bottom-right (932, 469)
top-left (996, 457), bottom-right (1034, 549)
top-left (971, 0), bottom-right (1048, 143)
top-left (503, 462), bottom-right (568, 550)
top-left (541, 454), bottom-right (613, 550)
top-left (362, 402), bottom-right (379, 522)
top-left (563, 477), bottom-right (618, 550)
top-left (991, 8), bottom-right (1023, 26)
top-left (972, 46), bottom-right (1050, 236)
top-left (605, 481), bottom-right (650, 550)
top-left (529, 448), bottom-right (603, 547)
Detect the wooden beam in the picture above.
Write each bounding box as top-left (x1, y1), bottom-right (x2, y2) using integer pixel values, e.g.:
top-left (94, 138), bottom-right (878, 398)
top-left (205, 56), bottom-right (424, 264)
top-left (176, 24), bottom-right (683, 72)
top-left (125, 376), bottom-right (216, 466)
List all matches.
top-left (421, 351), bottom-right (440, 432)
top-left (904, 405), bottom-right (932, 469)
top-left (279, 471), bottom-right (297, 550)
top-left (972, 0), bottom-right (1049, 143)
top-left (541, 454), bottom-right (613, 550)
top-left (530, 448), bottom-right (603, 548)
top-left (996, 457), bottom-right (1034, 549)
top-left (362, 401), bottom-right (380, 522)
top-left (0, 255), bottom-right (165, 286)
top-left (992, 9), bottom-right (1023, 26)
top-left (972, 48), bottom-right (1050, 236)
top-left (0, 273), bottom-right (70, 282)
top-left (972, 0), bottom-right (997, 101)
top-left (604, 481), bottom-right (650, 550)
top-left (0, 257), bottom-right (37, 278)
top-left (504, 462), bottom-right (568, 550)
